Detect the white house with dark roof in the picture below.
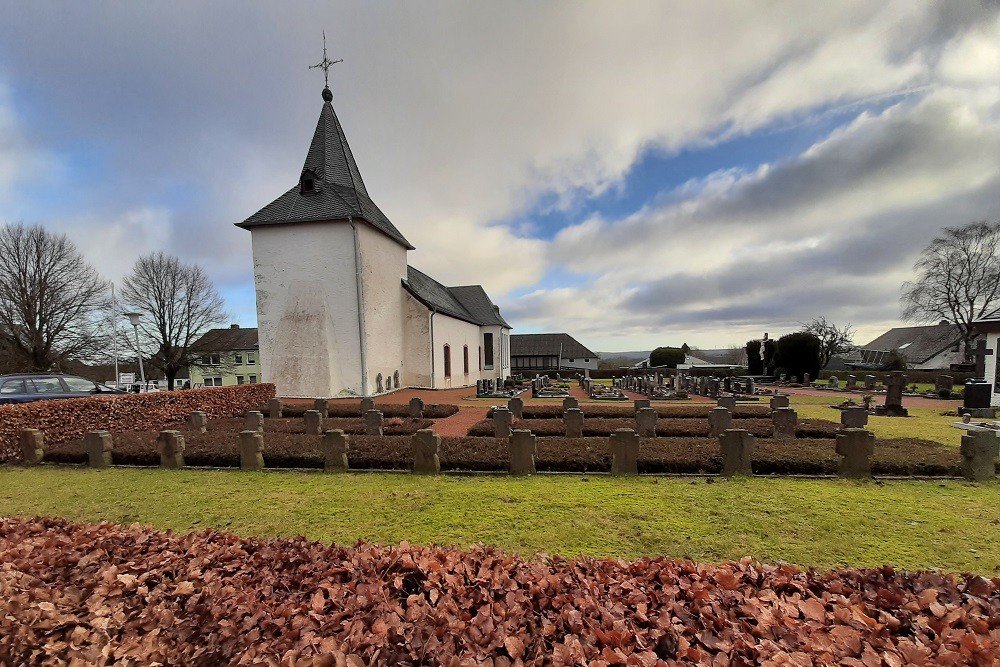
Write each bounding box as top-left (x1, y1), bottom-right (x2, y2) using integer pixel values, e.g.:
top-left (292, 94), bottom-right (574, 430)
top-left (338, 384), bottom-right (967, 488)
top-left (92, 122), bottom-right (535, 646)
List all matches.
top-left (510, 333), bottom-right (599, 372)
top-left (236, 80), bottom-right (510, 397)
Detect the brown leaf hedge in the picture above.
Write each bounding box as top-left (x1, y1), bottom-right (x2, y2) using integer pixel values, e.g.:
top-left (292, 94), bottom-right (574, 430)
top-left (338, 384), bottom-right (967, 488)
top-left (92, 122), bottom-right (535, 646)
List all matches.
top-left (1, 517), bottom-right (997, 666)
top-left (468, 418), bottom-right (840, 439)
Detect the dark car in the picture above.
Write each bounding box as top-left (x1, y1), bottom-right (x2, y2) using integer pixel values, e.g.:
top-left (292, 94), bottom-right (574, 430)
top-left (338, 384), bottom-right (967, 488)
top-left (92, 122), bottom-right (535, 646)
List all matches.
top-left (0, 373), bottom-right (127, 405)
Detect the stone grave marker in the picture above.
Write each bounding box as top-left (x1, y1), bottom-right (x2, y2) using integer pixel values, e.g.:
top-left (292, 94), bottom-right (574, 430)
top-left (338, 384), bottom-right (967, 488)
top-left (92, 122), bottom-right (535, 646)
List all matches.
top-left (157, 430), bottom-right (185, 468)
top-left (719, 429), bottom-right (755, 476)
top-left (563, 397), bottom-right (579, 411)
top-left (772, 407), bottom-right (797, 439)
top-left (365, 410), bottom-right (384, 436)
top-left (314, 399), bottom-right (329, 418)
top-left (564, 408), bottom-right (584, 438)
top-left (864, 375), bottom-right (876, 390)
top-left (303, 410), bottom-right (323, 436)
top-left (960, 431), bottom-right (998, 481)
top-left (635, 407), bottom-right (657, 437)
top-left (493, 407), bottom-right (513, 438)
top-left (267, 398), bottom-right (283, 418)
top-left (935, 375), bottom-right (953, 396)
top-left (85, 431), bottom-right (113, 468)
top-left (409, 397), bottom-right (424, 419)
top-left (189, 411), bottom-right (208, 434)
top-left (846, 375), bottom-right (857, 390)
top-left (239, 430), bottom-right (265, 470)
top-left (508, 397), bottom-right (523, 420)
top-left (880, 371), bottom-right (909, 417)
top-left (803, 373), bottom-right (811, 384)
top-left (828, 376), bottom-right (839, 389)
top-left (19, 429), bottom-right (44, 466)
top-left (708, 407), bottom-right (732, 438)
top-left (835, 429), bottom-right (875, 478)
top-left (840, 406), bottom-right (869, 429)
top-left (609, 429), bottom-right (640, 476)
top-left (360, 397), bottom-right (375, 415)
top-left (411, 429), bottom-right (441, 474)
top-left (321, 430), bottom-right (350, 472)
top-left (769, 394), bottom-right (789, 410)
top-left (717, 396), bottom-right (736, 411)
top-left (508, 430), bottom-right (536, 475)
top-left (634, 399), bottom-right (651, 412)
top-left (244, 411), bottom-right (264, 432)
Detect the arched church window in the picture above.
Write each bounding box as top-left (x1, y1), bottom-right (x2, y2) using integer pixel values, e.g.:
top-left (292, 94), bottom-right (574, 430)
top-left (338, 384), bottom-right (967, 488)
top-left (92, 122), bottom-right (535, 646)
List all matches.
top-left (463, 345), bottom-right (469, 375)
top-left (443, 345), bottom-right (451, 378)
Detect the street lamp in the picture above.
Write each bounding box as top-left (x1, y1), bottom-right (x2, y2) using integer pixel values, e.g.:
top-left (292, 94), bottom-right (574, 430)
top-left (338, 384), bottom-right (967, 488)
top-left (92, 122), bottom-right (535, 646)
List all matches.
top-left (123, 312), bottom-right (146, 389)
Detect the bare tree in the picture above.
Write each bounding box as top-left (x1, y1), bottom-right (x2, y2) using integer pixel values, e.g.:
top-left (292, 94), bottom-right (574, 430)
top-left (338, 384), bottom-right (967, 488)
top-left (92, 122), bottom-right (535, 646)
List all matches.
top-left (801, 316), bottom-right (855, 369)
top-left (0, 223), bottom-right (109, 371)
top-left (120, 252), bottom-right (228, 390)
top-left (901, 221), bottom-right (1000, 361)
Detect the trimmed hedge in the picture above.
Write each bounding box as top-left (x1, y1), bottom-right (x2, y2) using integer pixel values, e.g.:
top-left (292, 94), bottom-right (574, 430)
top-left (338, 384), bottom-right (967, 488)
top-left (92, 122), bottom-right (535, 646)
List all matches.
top-left (487, 404), bottom-right (772, 419)
top-left (268, 403), bottom-right (459, 419)
top-left (0, 384), bottom-right (276, 464)
top-left (468, 417), bottom-right (841, 438)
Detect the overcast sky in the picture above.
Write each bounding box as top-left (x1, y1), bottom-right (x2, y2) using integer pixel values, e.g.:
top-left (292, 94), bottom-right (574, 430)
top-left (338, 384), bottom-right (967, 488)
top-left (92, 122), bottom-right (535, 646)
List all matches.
top-left (1, 2), bottom-right (998, 352)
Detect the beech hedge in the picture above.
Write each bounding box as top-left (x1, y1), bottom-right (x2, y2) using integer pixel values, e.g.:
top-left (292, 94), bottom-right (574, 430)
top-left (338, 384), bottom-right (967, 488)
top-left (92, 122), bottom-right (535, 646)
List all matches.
top-left (488, 404), bottom-right (772, 419)
top-left (0, 384), bottom-right (276, 464)
top-left (1, 517), bottom-right (997, 665)
top-left (468, 417), bottom-right (841, 439)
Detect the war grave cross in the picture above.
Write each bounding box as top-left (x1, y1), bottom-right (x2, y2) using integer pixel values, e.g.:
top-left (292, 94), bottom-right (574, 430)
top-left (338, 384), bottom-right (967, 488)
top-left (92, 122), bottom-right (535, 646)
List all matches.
top-left (974, 338), bottom-right (993, 379)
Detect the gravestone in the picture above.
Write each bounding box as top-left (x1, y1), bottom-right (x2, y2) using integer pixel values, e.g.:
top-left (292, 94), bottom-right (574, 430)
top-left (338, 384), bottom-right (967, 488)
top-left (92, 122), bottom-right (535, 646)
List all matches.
top-left (365, 410), bottom-right (384, 436)
top-left (960, 431), bottom-right (998, 481)
top-left (267, 398), bottom-right (283, 419)
top-left (157, 430), bottom-right (185, 468)
top-left (835, 429), bottom-right (875, 478)
top-left (189, 411), bottom-right (208, 434)
top-left (708, 407), bottom-right (732, 438)
top-left (244, 411), bottom-right (264, 432)
top-left (935, 375), bottom-right (953, 395)
top-left (717, 396), bottom-right (736, 411)
top-left (563, 397), bottom-right (579, 411)
top-left (635, 407), bottom-right (657, 437)
top-left (321, 429), bottom-right (349, 472)
top-left (360, 397), bottom-right (375, 415)
top-left (772, 407), bottom-right (797, 439)
top-left (493, 407), bottom-right (513, 438)
top-left (769, 394), bottom-right (789, 410)
top-left (879, 371), bottom-right (909, 417)
top-left (964, 340), bottom-right (993, 410)
top-left (840, 406), bottom-right (869, 429)
top-left (719, 429), bottom-right (755, 476)
top-left (411, 429), bottom-right (441, 474)
top-left (828, 376), bottom-right (839, 389)
top-left (634, 399), bottom-right (651, 412)
top-left (744, 378), bottom-right (755, 395)
top-left (864, 375), bottom-right (876, 390)
top-left (564, 408), bottom-right (584, 438)
top-left (609, 429), bottom-right (640, 476)
top-left (846, 375), bottom-right (857, 390)
top-left (408, 397), bottom-right (424, 419)
top-left (239, 431), bottom-right (265, 470)
top-left (303, 410), bottom-right (323, 436)
top-left (508, 397), bottom-right (523, 420)
top-left (508, 430), bottom-right (536, 475)
top-left (803, 373), bottom-right (811, 384)
top-left (19, 429), bottom-right (44, 465)
top-left (314, 399), bottom-right (328, 418)
top-left (85, 431), bottom-right (113, 468)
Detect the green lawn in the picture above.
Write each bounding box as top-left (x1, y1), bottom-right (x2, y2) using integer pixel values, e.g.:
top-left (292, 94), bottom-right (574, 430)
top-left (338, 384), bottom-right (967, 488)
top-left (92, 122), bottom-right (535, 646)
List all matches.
top-left (791, 396), bottom-right (963, 446)
top-left (2, 467), bottom-right (998, 574)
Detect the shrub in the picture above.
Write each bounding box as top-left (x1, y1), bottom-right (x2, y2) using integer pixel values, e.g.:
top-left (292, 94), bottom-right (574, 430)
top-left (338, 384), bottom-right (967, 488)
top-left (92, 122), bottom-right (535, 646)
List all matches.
top-left (649, 346), bottom-right (686, 368)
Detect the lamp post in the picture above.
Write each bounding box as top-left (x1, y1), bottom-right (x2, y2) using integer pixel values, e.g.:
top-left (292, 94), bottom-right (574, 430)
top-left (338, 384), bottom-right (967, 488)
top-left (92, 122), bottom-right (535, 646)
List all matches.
top-left (123, 312), bottom-right (146, 389)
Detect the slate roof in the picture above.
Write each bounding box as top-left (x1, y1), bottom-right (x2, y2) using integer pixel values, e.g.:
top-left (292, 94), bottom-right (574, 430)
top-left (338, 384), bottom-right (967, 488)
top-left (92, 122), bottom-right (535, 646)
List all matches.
top-left (510, 334), bottom-right (597, 359)
top-left (862, 323), bottom-right (963, 364)
top-left (190, 327), bottom-right (259, 352)
top-left (402, 267), bottom-right (510, 328)
top-left (236, 88), bottom-right (414, 250)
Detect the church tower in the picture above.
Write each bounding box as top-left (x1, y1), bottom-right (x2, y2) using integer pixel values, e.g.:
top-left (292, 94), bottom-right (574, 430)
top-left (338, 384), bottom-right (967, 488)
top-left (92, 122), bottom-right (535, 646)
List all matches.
top-left (236, 65), bottom-right (414, 398)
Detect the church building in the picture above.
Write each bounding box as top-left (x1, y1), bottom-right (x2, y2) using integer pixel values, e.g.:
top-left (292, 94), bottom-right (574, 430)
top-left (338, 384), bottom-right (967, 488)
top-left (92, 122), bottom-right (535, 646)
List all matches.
top-left (236, 75), bottom-right (511, 398)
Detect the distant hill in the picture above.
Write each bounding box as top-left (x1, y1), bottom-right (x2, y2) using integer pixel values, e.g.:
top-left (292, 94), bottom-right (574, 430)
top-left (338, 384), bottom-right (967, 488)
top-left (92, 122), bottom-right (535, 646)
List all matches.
top-left (597, 351), bottom-right (650, 363)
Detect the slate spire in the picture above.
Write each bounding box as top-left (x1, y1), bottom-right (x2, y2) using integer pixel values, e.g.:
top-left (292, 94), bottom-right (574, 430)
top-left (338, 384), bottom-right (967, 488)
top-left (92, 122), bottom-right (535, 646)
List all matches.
top-left (300, 88), bottom-right (370, 202)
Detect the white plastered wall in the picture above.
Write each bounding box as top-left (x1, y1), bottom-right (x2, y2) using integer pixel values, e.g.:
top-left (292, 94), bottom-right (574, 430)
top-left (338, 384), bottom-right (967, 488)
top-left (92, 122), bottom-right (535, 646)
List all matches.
top-left (402, 292), bottom-right (432, 388)
top-left (431, 314), bottom-right (483, 388)
top-left (250, 222), bottom-right (362, 398)
top-left (356, 223), bottom-right (408, 395)
top-left (987, 332), bottom-right (1000, 407)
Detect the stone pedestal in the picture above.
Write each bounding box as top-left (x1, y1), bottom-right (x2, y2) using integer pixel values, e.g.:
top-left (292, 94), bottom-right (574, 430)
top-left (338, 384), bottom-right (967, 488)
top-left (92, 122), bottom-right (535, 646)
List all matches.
top-left (879, 371), bottom-right (909, 417)
top-left (840, 407), bottom-right (869, 429)
top-left (960, 431), bottom-right (999, 481)
top-left (963, 382), bottom-right (992, 411)
top-left (717, 396), bottom-right (736, 411)
top-left (864, 375), bottom-right (876, 389)
top-left (365, 410), bottom-right (384, 436)
top-left (19, 429), bottom-right (44, 465)
top-left (189, 411), bottom-right (207, 434)
top-left (610, 429), bottom-right (640, 476)
top-left (239, 431), bottom-right (265, 471)
top-left (84, 431), bottom-right (113, 468)
top-left (772, 408), bottom-right (797, 440)
top-left (303, 410), bottom-right (323, 436)
top-left (411, 429), bottom-right (441, 474)
top-left (846, 375), bottom-right (857, 390)
top-left (508, 430), bottom-right (536, 475)
top-left (493, 407), bottom-right (513, 438)
top-left (360, 397), bottom-right (375, 415)
top-left (508, 397), bottom-right (523, 420)
top-left (322, 429), bottom-right (350, 472)
top-left (267, 398), bottom-right (283, 419)
top-left (563, 397), bottom-right (579, 411)
top-left (157, 430), bottom-right (186, 468)
top-left (564, 408), bottom-right (584, 438)
top-left (769, 395), bottom-right (789, 410)
top-left (719, 429), bottom-right (755, 476)
top-left (244, 411), bottom-right (264, 432)
top-left (835, 429), bottom-right (875, 478)
top-left (635, 408), bottom-right (658, 437)
top-left (708, 407), bottom-right (732, 438)
top-left (314, 399), bottom-right (329, 418)
top-left (408, 398), bottom-right (424, 419)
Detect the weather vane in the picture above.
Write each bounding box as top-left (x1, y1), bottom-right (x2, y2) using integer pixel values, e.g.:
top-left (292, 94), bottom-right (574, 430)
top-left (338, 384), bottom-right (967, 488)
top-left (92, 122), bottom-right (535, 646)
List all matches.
top-left (309, 30), bottom-right (343, 88)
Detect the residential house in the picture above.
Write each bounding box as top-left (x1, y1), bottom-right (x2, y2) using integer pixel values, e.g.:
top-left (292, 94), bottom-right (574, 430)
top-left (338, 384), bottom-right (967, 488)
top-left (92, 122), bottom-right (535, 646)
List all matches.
top-left (188, 325), bottom-right (262, 388)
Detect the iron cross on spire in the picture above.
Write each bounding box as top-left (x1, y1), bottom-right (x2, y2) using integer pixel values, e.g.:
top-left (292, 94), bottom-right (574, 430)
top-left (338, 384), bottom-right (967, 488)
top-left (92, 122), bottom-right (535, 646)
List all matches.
top-left (309, 31), bottom-right (343, 89)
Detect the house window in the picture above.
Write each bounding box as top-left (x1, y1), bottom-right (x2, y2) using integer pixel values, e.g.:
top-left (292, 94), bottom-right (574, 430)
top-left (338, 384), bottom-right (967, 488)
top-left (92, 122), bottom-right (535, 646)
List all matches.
top-left (249, 375), bottom-right (257, 384)
top-left (483, 333), bottom-right (494, 369)
top-left (443, 344), bottom-right (451, 378)
top-left (201, 353), bottom-right (221, 366)
top-left (235, 352), bottom-right (243, 365)
top-left (463, 345), bottom-right (469, 375)
top-left (248, 352), bottom-right (256, 365)
top-left (569, 358), bottom-right (574, 362)
top-left (584, 358), bottom-right (589, 362)
top-left (205, 377), bottom-right (223, 387)
top-left (237, 376), bottom-right (245, 385)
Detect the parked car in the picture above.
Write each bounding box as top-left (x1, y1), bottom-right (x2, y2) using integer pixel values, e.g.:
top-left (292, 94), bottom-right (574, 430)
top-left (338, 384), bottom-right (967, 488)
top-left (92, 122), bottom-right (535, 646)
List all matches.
top-left (0, 373), bottom-right (128, 405)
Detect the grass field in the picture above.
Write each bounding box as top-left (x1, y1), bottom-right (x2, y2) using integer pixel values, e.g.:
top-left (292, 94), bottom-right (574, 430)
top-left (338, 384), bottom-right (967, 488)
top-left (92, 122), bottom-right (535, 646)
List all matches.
top-left (792, 399), bottom-right (963, 446)
top-left (2, 467), bottom-right (998, 574)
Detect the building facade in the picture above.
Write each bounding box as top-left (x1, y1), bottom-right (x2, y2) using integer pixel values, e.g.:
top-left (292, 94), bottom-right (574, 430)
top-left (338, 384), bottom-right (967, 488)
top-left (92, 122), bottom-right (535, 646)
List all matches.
top-left (510, 333), bottom-right (598, 373)
top-left (188, 325), bottom-right (263, 388)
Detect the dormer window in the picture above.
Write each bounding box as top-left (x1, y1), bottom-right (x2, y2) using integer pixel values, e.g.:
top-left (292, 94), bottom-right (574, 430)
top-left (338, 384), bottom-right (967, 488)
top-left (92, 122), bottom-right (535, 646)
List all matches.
top-left (299, 168), bottom-right (321, 194)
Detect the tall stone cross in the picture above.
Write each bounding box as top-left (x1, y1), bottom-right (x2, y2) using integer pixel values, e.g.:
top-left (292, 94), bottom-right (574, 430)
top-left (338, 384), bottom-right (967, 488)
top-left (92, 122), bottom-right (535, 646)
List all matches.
top-left (974, 338), bottom-right (993, 379)
top-left (309, 30), bottom-right (343, 87)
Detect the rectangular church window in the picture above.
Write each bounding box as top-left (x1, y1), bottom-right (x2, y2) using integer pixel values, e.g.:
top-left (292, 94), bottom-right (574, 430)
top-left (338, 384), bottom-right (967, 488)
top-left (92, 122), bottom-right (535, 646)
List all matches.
top-left (484, 333), bottom-right (494, 369)
top-left (444, 344), bottom-right (452, 378)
